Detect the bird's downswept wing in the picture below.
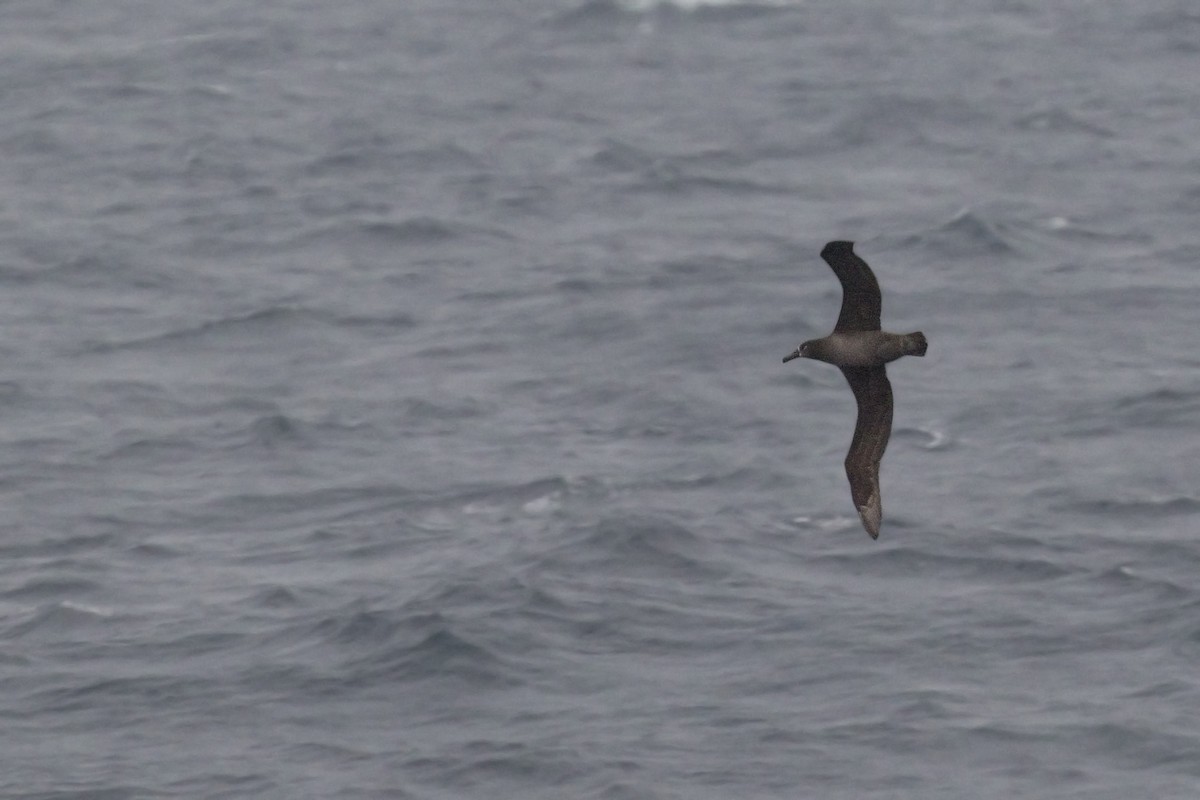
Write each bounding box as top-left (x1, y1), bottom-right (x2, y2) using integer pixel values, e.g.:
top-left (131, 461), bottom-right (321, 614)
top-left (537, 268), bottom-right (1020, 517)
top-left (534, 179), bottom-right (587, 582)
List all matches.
top-left (840, 365), bottom-right (893, 539)
top-left (821, 241), bottom-right (882, 333)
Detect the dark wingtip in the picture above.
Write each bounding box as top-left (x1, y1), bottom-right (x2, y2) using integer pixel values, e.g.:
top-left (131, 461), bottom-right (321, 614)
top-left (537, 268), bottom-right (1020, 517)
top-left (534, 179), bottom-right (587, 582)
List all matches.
top-left (909, 332), bottom-right (928, 357)
top-left (821, 240), bottom-right (855, 258)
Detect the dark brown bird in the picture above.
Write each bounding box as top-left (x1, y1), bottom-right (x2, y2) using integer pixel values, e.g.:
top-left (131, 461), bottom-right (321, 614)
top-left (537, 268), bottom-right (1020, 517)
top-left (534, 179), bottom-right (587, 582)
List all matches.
top-left (782, 241), bottom-right (927, 539)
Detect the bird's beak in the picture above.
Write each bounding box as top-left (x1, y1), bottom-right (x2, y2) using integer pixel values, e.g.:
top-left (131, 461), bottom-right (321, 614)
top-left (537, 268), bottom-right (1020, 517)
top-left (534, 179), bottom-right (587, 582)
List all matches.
top-left (782, 349), bottom-right (801, 363)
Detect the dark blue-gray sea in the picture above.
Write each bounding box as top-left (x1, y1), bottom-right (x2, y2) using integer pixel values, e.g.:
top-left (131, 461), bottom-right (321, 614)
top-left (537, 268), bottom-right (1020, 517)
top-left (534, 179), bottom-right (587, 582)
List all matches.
top-left (3, 0), bottom-right (1200, 797)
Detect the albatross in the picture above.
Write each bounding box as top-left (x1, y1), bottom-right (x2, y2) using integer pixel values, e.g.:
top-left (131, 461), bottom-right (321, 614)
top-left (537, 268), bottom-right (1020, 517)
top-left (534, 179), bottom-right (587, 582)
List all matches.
top-left (782, 241), bottom-right (927, 539)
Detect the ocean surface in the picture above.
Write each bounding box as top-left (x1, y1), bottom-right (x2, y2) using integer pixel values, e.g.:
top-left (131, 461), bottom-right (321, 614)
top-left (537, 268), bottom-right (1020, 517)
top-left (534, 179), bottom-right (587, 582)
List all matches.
top-left (3, 0), bottom-right (1200, 797)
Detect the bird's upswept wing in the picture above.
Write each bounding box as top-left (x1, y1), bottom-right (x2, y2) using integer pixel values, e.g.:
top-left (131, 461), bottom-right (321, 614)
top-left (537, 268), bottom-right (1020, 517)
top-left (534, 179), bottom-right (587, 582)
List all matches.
top-left (821, 241), bottom-right (882, 333)
top-left (840, 365), bottom-right (893, 539)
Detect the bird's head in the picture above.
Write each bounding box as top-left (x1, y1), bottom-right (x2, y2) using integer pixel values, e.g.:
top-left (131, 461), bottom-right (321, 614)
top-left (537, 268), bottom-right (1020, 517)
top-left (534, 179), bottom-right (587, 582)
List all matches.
top-left (782, 340), bottom-right (815, 363)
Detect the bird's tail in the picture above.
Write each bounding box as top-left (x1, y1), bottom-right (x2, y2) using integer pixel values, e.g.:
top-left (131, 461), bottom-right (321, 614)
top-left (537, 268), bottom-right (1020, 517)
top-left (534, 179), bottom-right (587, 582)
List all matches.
top-left (902, 332), bottom-right (928, 357)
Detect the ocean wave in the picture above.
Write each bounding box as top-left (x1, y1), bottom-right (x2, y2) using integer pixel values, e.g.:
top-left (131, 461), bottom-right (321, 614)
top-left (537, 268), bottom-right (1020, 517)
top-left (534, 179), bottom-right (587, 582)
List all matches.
top-left (357, 217), bottom-right (473, 244)
top-left (96, 406), bottom-right (373, 466)
top-left (0, 380), bottom-right (31, 407)
top-left (1115, 387), bottom-right (1200, 429)
top-left (5, 601), bottom-right (115, 639)
top-left (242, 413), bottom-right (308, 448)
top-left (1, 127), bottom-right (71, 159)
top-left (543, 514), bottom-right (723, 579)
top-left (2, 246), bottom-right (163, 290)
top-left (211, 484), bottom-right (412, 531)
top-left (1095, 565), bottom-right (1189, 602)
top-left (291, 605), bottom-right (517, 687)
top-left (556, 0), bottom-right (800, 25)
top-left (0, 532), bottom-right (117, 559)
top-left (426, 477), bottom-right (571, 519)
top-left (126, 541), bottom-right (186, 560)
top-left (81, 306), bottom-right (321, 353)
top-left (627, 0), bottom-right (799, 11)
top-left (652, 464), bottom-right (784, 492)
top-left (1061, 385), bottom-right (1200, 437)
top-left (359, 627), bottom-right (517, 686)
top-left (99, 434), bottom-right (202, 464)
top-left (627, 170), bottom-right (794, 196)
top-left (156, 31), bottom-right (281, 64)
top-left (246, 585), bottom-right (305, 609)
top-left (81, 304), bottom-right (415, 355)
top-left (1058, 496), bottom-right (1200, 519)
top-left (0, 577), bottom-right (102, 601)
top-left (893, 423), bottom-right (954, 451)
top-left (824, 96), bottom-right (987, 152)
top-left (1015, 107), bottom-right (1114, 137)
top-left (810, 547), bottom-right (1072, 583)
top-left (1048, 721), bottom-right (1200, 771)
top-left (401, 396), bottom-right (492, 422)
top-left (587, 139), bottom-right (790, 195)
top-left (286, 215), bottom-right (514, 254)
top-left (304, 140), bottom-right (483, 178)
top-left (897, 209), bottom-right (1023, 258)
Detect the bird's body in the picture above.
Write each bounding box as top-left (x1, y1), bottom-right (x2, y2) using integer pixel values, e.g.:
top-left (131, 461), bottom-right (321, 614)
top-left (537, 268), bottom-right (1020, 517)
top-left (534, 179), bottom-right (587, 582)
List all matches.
top-left (791, 330), bottom-right (926, 369)
top-left (782, 241), bottom-right (927, 539)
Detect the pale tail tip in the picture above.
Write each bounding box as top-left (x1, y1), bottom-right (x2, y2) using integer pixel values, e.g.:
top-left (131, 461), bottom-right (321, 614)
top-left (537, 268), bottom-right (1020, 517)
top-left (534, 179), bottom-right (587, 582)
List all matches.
top-left (858, 505), bottom-right (881, 540)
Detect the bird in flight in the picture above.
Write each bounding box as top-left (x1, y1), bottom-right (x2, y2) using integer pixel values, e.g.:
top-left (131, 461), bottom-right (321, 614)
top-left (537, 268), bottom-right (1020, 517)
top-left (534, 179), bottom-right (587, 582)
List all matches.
top-left (782, 241), bottom-right (927, 539)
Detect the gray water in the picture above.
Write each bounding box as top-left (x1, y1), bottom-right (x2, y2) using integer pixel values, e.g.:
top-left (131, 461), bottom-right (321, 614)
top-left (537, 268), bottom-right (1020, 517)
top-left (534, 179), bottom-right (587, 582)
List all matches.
top-left (3, 1), bottom-right (1200, 797)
